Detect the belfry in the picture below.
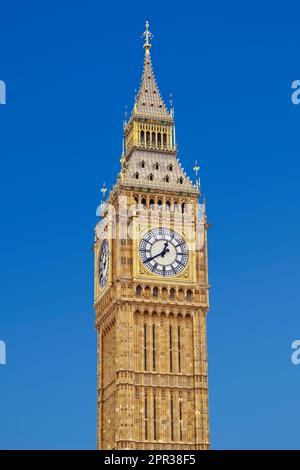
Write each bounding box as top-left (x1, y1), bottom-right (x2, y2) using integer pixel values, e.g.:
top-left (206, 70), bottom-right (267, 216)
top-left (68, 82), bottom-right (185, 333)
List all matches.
top-left (94, 22), bottom-right (210, 450)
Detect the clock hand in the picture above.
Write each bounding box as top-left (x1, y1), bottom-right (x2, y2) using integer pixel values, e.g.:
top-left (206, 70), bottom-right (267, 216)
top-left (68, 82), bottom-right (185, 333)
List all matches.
top-left (161, 242), bottom-right (169, 258)
top-left (146, 242), bottom-right (170, 262)
top-left (145, 251), bottom-right (165, 262)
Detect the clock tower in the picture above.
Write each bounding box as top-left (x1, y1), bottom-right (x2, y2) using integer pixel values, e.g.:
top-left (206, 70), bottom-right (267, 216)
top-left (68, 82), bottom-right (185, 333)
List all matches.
top-left (94, 22), bottom-right (210, 450)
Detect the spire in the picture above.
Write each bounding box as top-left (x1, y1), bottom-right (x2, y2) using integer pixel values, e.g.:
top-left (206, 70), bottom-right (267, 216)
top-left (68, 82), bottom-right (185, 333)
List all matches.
top-left (133, 21), bottom-right (170, 119)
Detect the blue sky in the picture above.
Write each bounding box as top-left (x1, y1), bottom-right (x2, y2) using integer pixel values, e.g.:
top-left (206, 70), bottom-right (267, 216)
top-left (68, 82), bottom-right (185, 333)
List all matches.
top-left (0, 0), bottom-right (300, 449)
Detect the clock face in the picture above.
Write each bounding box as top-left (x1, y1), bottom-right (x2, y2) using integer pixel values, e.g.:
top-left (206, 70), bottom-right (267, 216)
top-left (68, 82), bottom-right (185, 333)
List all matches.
top-left (139, 228), bottom-right (188, 277)
top-left (98, 239), bottom-right (109, 288)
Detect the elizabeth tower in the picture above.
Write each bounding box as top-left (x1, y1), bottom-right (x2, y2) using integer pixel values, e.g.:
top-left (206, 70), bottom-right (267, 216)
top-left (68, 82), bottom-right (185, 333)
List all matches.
top-left (94, 22), bottom-right (210, 450)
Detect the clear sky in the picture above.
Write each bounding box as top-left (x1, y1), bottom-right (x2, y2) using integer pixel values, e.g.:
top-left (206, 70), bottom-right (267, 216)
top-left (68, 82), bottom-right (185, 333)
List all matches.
top-left (0, 0), bottom-right (300, 450)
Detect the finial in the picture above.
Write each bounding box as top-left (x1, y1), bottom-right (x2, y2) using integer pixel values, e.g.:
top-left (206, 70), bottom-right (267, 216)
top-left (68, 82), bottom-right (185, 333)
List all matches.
top-left (193, 160), bottom-right (200, 190)
top-left (143, 20), bottom-right (153, 53)
top-left (101, 182), bottom-right (107, 200)
top-left (169, 93), bottom-right (174, 117)
top-left (120, 148), bottom-right (126, 167)
top-left (193, 160), bottom-right (200, 177)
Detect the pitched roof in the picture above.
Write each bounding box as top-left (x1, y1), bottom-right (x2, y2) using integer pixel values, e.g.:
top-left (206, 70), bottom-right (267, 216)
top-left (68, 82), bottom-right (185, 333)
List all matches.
top-left (122, 150), bottom-right (198, 194)
top-left (133, 49), bottom-right (170, 119)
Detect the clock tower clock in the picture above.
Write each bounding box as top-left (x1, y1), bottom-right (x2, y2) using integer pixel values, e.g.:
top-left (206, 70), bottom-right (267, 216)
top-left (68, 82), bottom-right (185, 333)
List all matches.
top-left (94, 22), bottom-right (210, 450)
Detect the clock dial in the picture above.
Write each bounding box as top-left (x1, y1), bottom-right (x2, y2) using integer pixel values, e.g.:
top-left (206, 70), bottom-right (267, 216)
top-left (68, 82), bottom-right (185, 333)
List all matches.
top-left (139, 228), bottom-right (188, 277)
top-left (99, 239), bottom-right (109, 288)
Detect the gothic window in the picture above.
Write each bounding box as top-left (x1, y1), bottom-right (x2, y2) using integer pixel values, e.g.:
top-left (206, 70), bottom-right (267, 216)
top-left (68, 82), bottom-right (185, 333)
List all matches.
top-left (152, 132), bottom-right (156, 145)
top-left (146, 131), bottom-right (150, 145)
top-left (168, 164), bottom-right (173, 172)
top-left (170, 288), bottom-right (175, 300)
top-left (179, 400), bottom-right (183, 441)
top-left (174, 201), bottom-right (179, 212)
top-left (152, 324), bottom-right (156, 371)
top-left (182, 202), bottom-right (186, 213)
top-left (187, 290), bottom-right (192, 301)
top-left (153, 287), bottom-right (159, 297)
top-left (136, 285), bottom-right (142, 297)
top-left (166, 200), bottom-right (171, 211)
top-left (169, 325), bottom-right (173, 373)
top-left (141, 131), bottom-right (145, 144)
top-left (141, 197), bottom-right (147, 208)
top-left (163, 133), bottom-right (167, 147)
top-left (144, 323), bottom-right (147, 370)
top-left (144, 396), bottom-right (148, 440)
top-left (157, 133), bottom-right (161, 146)
top-left (135, 172), bottom-right (139, 180)
top-left (170, 397), bottom-right (174, 441)
top-left (178, 325), bottom-right (181, 373)
top-left (141, 160), bottom-right (145, 168)
top-left (149, 174), bottom-right (153, 181)
top-left (165, 175), bottom-right (170, 183)
top-left (178, 177), bottom-right (183, 184)
top-left (150, 198), bottom-right (155, 208)
top-left (157, 200), bottom-right (162, 209)
top-left (153, 396), bottom-right (157, 440)
top-left (155, 162), bottom-right (159, 170)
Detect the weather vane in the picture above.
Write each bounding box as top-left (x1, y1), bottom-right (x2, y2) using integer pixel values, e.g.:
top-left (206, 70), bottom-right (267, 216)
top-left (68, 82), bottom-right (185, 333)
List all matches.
top-left (143, 20), bottom-right (153, 51)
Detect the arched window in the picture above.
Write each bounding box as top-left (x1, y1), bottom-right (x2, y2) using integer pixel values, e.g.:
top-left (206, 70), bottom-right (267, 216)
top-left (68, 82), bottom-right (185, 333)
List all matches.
top-left (136, 285), bottom-right (142, 297)
top-left (165, 175), bottom-right (170, 183)
top-left (135, 172), bottom-right (139, 180)
top-left (182, 203), bottom-right (186, 214)
top-left (187, 290), bottom-right (192, 301)
top-left (146, 131), bottom-right (150, 145)
top-left (149, 174), bottom-right (153, 181)
top-left (178, 177), bottom-right (183, 184)
top-left (141, 130), bottom-right (145, 144)
top-left (152, 132), bottom-right (156, 145)
top-left (150, 198), bottom-right (155, 208)
top-left (141, 160), bottom-right (145, 168)
top-left (163, 133), bottom-right (167, 147)
top-left (153, 287), bottom-right (159, 298)
top-left (141, 197), bottom-right (147, 208)
top-left (168, 164), bottom-right (173, 172)
top-left (145, 286), bottom-right (151, 297)
top-left (157, 133), bottom-right (161, 146)
top-left (170, 288), bottom-right (175, 300)
top-left (166, 201), bottom-right (171, 211)
top-left (174, 201), bottom-right (179, 212)
top-left (157, 200), bottom-right (162, 209)
top-left (155, 162), bottom-right (159, 170)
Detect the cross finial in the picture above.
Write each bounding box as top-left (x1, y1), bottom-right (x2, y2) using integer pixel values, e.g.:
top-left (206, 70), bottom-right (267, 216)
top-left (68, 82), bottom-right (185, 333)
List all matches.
top-left (101, 182), bottom-right (107, 200)
top-left (193, 160), bottom-right (200, 189)
top-left (193, 160), bottom-right (200, 176)
top-left (143, 20), bottom-right (153, 52)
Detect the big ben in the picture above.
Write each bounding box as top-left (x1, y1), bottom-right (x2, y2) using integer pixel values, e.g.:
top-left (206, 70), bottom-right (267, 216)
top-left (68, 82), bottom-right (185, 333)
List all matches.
top-left (94, 22), bottom-right (210, 450)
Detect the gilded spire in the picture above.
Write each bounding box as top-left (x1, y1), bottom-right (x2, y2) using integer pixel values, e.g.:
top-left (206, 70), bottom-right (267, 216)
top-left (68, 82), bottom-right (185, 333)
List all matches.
top-left (132, 21), bottom-right (171, 119)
